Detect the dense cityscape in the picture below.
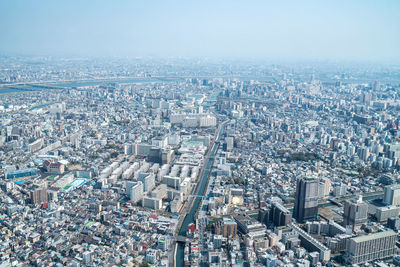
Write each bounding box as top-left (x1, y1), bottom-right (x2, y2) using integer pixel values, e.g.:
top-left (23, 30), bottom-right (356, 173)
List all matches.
top-left (1, 0), bottom-right (400, 266)
top-left (0, 56), bottom-right (399, 267)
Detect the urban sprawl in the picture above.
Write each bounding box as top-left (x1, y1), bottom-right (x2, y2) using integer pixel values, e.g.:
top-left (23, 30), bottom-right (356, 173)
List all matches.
top-left (1, 57), bottom-right (400, 267)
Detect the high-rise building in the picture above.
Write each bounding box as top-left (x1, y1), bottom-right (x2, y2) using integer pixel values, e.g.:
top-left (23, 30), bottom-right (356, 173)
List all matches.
top-left (293, 177), bottom-right (319, 223)
top-left (318, 177), bottom-right (331, 198)
top-left (225, 137), bottom-right (234, 151)
top-left (82, 251), bottom-right (92, 265)
top-left (30, 182), bottom-right (48, 204)
top-left (142, 196), bottom-right (162, 210)
top-left (124, 143), bottom-right (136, 155)
top-left (387, 217), bottom-right (400, 231)
top-left (373, 81), bottom-right (380, 91)
top-left (214, 217), bottom-right (237, 238)
top-left (362, 92), bottom-right (372, 104)
top-left (126, 181), bottom-right (143, 203)
top-left (148, 147), bottom-right (162, 164)
top-left (375, 205), bottom-right (400, 222)
top-left (344, 230), bottom-right (397, 265)
top-left (384, 184), bottom-right (400, 206)
top-left (139, 173), bottom-right (155, 193)
top-left (264, 254), bottom-right (277, 267)
top-left (343, 195), bottom-right (368, 230)
top-left (270, 201), bottom-right (292, 227)
top-left (333, 183), bottom-right (347, 197)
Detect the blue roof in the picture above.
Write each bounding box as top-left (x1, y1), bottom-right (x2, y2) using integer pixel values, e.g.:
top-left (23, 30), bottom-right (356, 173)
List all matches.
top-left (7, 168), bottom-right (37, 175)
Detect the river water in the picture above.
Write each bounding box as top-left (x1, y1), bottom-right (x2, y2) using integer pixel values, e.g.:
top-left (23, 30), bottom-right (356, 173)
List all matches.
top-left (175, 122), bottom-right (226, 267)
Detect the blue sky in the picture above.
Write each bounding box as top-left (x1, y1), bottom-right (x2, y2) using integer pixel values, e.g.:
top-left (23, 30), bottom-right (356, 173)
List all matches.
top-left (0, 0), bottom-right (399, 61)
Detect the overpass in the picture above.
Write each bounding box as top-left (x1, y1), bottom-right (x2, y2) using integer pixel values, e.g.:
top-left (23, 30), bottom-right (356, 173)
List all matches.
top-left (176, 236), bottom-right (188, 243)
top-left (188, 195), bottom-right (207, 199)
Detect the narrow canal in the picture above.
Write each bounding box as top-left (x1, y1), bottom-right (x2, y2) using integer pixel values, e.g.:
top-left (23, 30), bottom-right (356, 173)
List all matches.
top-left (175, 121), bottom-right (226, 267)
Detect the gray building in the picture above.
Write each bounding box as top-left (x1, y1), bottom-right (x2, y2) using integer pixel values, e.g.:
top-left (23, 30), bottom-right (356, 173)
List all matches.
top-left (345, 230), bottom-right (397, 265)
top-left (343, 195), bottom-right (368, 229)
top-left (271, 201), bottom-right (292, 227)
top-left (293, 177), bottom-right (319, 223)
top-left (30, 181), bottom-right (48, 204)
top-left (259, 200), bottom-right (292, 228)
top-left (387, 217), bottom-right (400, 231)
top-left (384, 184), bottom-right (400, 206)
top-left (126, 181), bottom-right (143, 203)
top-left (290, 223), bottom-right (331, 262)
top-left (375, 205), bottom-right (400, 222)
top-left (234, 215), bottom-right (266, 238)
top-left (139, 172), bottom-right (155, 193)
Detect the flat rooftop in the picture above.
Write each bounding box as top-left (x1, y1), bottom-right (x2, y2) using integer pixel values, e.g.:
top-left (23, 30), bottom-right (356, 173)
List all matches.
top-left (351, 230), bottom-right (396, 243)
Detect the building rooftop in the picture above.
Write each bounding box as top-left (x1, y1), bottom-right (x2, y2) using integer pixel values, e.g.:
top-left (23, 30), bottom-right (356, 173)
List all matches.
top-left (351, 230), bottom-right (396, 243)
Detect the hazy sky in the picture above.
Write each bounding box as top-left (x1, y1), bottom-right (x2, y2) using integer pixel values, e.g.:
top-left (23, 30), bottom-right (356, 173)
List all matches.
top-left (0, 0), bottom-right (399, 61)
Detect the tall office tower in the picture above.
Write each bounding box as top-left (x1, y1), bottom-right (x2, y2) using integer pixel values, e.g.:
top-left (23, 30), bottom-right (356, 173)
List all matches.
top-left (343, 195), bottom-right (368, 230)
top-left (293, 177), bottom-right (319, 223)
top-left (384, 184), bottom-right (400, 206)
